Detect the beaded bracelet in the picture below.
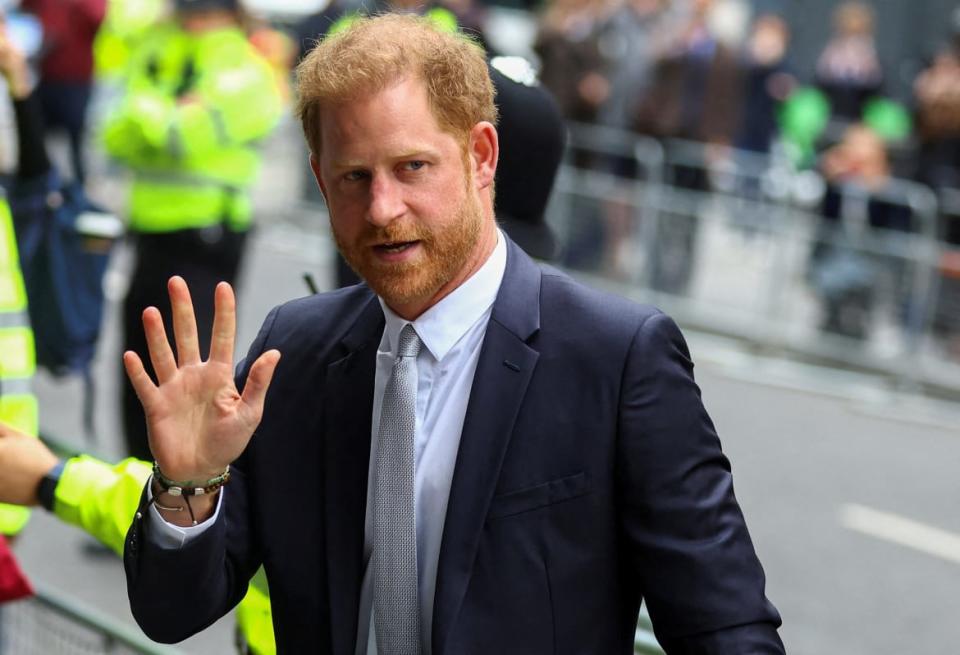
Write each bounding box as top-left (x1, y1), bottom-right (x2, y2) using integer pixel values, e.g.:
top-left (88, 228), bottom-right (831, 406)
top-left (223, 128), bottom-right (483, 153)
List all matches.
top-left (152, 463), bottom-right (231, 497)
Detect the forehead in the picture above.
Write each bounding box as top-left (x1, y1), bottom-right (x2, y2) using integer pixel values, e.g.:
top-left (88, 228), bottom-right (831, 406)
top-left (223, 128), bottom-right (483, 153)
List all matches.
top-left (318, 76), bottom-right (458, 161)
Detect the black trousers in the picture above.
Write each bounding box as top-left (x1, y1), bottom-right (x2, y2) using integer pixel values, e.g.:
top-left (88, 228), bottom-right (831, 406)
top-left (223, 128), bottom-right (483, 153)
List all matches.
top-left (121, 228), bottom-right (248, 461)
top-left (37, 80), bottom-right (92, 184)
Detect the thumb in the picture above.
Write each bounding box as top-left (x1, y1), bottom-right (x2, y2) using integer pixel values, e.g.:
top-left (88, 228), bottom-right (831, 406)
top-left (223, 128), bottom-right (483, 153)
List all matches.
top-left (238, 349), bottom-right (281, 427)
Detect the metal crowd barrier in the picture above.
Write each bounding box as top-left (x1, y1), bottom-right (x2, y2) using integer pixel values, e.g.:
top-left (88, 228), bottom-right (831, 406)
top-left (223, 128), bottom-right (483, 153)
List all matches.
top-left (0, 584), bottom-right (180, 655)
top-left (549, 123), bottom-right (960, 396)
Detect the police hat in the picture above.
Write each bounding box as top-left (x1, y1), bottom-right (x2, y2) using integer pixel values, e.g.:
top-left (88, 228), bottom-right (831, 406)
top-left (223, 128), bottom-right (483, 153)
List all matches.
top-left (490, 57), bottom-right (566, 261)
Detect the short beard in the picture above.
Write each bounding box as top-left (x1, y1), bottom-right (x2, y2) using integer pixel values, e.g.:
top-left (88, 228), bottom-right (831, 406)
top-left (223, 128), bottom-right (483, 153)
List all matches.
top-left (333, 185), bottom-right (484, 309)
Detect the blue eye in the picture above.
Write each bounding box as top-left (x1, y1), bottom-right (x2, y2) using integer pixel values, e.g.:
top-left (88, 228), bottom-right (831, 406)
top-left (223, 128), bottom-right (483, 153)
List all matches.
top-left (405, 161), bottom-right (426, 171)
top-left (344, 170), bottom-right (369, 182)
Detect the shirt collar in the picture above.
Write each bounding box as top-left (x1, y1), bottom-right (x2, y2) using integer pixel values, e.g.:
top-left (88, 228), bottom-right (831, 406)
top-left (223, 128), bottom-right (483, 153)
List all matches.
top-left (380, 229), bottom-right (507, 361)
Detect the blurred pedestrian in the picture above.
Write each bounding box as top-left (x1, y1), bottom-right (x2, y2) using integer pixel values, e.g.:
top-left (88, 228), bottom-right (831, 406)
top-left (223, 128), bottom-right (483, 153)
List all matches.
top-left (735, 13), bottom-right (795, 155)
top-left (632, 0), bottom-right (741, 293)
top-left (810, 124), bottom-right (915, 338)
top-left (102, 0), bottom-right (281, 461)
top-left (21, 0), bottom-right (106, 184)
top-left (815, 1), bottom-right (883, 123)
top-left (534, 0), bottom-right (616, 125)
top-left (633, 0), bottom-right (741, 148)
top-left (596, 0), bottom-right (671, 133)
top-left (913, 14), bottom-right (960, 356)
top-left (913, 24), bottom-right (960, 191)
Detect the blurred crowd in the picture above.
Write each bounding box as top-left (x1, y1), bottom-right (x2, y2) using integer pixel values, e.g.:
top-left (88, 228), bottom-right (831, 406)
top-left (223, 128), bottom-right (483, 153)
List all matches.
top-left (527, 0), bottom-right (960, 347)
top-left (2, 0), bottom-right (960, 352)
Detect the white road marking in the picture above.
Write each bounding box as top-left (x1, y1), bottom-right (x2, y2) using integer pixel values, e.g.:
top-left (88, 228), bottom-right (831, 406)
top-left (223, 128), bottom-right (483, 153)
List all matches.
top-left (839, 503), bottom-right (960, 565)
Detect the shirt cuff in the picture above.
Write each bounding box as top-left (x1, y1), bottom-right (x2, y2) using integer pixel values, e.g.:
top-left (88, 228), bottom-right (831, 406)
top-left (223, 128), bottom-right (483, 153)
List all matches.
top-left (145, 476), bottom-right (224, 549)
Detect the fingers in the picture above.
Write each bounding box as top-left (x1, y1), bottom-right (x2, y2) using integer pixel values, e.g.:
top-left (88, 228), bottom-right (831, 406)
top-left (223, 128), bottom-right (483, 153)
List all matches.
top-left (142, 307), bottom-right (177, 383)
top-left (208, 282), bottom-right (236, 365)
top-left (168, 276), bottom-right (201, 366)
top-left (123, 350), bottom-right (161, 409)
top-left (239, 350), bottom-right (281, 427)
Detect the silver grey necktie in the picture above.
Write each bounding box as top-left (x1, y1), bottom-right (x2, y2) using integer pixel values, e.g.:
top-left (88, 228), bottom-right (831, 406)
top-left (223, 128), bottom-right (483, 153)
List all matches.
top-left (373, 323), bottom-right (423, 655)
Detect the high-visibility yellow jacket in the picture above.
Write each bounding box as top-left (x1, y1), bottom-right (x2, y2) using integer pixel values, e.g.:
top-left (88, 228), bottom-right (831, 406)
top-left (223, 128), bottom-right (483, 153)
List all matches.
top-left (102, 21), bottom-right (281, 234)
top-left (93, 0), bottom-right (166, 80)
top-left (0, 195), bottom-right (38, 537)
top-left (54, 455), bottom-right (276, 654)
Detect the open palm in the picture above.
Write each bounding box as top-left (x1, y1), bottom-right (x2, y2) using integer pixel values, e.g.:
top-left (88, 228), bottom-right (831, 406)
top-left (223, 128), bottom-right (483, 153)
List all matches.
top-left (123, 277), bottom-right (280, 483)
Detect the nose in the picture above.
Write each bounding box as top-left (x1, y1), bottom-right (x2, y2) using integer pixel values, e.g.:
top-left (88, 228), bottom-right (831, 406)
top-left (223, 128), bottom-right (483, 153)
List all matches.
top-left (366, 174), bottom-right (405, 227)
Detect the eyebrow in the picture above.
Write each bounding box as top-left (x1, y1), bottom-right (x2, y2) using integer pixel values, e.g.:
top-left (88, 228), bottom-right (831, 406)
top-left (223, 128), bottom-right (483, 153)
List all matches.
top-left (330, 149), bottom-right (439, 170)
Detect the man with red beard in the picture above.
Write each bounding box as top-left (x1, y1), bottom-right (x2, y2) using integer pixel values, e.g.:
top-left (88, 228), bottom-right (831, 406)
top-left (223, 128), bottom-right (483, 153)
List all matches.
top-left (122, 14), bottom-right (784, 655)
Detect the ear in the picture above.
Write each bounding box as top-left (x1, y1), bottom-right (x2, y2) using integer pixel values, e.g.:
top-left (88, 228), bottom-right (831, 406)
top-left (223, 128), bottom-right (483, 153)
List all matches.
top-left (309, 153), bottom-right (328, 201)
top-left (468, 121), bottom-right (498, 191)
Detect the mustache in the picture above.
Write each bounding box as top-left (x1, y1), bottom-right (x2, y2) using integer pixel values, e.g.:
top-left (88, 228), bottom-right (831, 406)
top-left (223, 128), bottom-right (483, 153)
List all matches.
top-left (360, 222), bottom-right (431, 246)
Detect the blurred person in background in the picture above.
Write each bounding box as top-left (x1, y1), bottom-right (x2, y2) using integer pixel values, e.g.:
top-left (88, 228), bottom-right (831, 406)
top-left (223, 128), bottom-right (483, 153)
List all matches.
top-left (20, 0), bottom-right (106, 184)
top-left (809, 124), bottom-right (915, 339)
top-left (913, 13), bottom-right (960, 192)
top-left (913, 9), bottom-right (960, 359)
top-left (633, 0), bottom-right (740, 150)
top-left (102, 0), bottom-right (281, 461)
top-left (734, 13), bottom-right (794, 155)
top-left (535, 0), bottom-right (640, 277)
top-left (596, 0), bottom-right (673, 133)
top-left (534, 0), bottom-right (616, 125)
top-left (814, 1), bottom-right (883, 123)
top-left (631, 0), bottom-right (741, 293)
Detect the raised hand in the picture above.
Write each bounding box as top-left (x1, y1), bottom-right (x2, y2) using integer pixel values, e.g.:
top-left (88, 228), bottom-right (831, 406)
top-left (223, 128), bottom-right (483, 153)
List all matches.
top-left (123, 277), bottom-right (280, 494)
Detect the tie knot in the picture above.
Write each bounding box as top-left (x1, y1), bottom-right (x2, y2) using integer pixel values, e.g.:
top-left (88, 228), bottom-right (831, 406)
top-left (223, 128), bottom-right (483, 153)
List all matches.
top-left (396, 324), bottom-right (422, 359)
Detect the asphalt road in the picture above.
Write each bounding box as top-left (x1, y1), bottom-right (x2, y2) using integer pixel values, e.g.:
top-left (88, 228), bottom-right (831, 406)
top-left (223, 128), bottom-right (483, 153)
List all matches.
top-left (11, 117), bottom-right (960, 654)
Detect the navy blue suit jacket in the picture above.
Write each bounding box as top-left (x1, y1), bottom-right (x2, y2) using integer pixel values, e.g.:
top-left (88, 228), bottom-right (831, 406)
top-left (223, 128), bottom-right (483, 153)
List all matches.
top-left (125, 237), bottom-right (784, 654)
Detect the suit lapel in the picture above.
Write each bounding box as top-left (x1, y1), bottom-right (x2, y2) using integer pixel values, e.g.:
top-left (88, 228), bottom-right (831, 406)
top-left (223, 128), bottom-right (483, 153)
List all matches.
top-left (433, 240), bottom-right (543, 655)
top-left (323, 296), bottom-right (384, 655)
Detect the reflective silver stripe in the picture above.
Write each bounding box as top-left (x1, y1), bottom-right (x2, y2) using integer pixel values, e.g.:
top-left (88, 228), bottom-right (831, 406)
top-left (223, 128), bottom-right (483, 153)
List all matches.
top-left (137, 167), bottom-right (253, 189)
top-left (165, 108), bottom-right (234, 160)
top-left (167, 122), bottom-right (185, 160)
top-left (209, 108), bottom-right (230, 147)
top-left (0, 312), bottom-right (30, 330)
top-left (0, 378), bottom-right (33, 395)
